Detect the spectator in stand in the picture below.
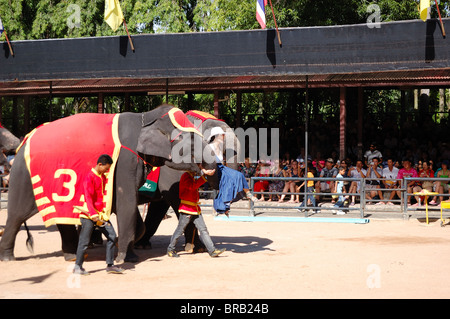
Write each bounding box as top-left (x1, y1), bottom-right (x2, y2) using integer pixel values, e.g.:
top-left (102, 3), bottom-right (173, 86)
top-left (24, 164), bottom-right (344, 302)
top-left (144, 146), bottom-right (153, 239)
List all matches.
top-left (314, 158), bottom-right (338, 204)
top-left (418, 160), bottom-right (435, 205)
top-left (365, 157), bottom-right (384, 205)
top-left (278, 160), bottom-right (300, 203)
top-left (339, 159), bottom-right (351, 193)
top-left (332, 166), bottom-right (350, 215)
top-left (297, 165), bottom-right (316, 211)
top-left (396, 158), bottom-right (422, 206)
top-left (268, 159), bottom-right (284, 202)
top-left (418, 160), bottom-right (434, 192)
top-left (364, 142), bottom-right (383, 167)
top-left (430, 160), bottom-right (450, 206)
top-left (239, 157), bottom-right (256, 179)
top-left (253, 160), bottom-right (271, 201)
top-left (348, 159), bottom-right (366, 206)
top-left (382, 158), bottom-right (399, 205)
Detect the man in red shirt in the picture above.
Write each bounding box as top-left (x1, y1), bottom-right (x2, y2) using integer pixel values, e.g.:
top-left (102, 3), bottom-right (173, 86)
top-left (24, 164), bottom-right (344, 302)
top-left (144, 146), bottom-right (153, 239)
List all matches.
top-left (396, 158), bottom-right (422, 206)
top-left (73, 154), bottom-right (124, 275)
top-left (167, 165), bottom-right (226, 258)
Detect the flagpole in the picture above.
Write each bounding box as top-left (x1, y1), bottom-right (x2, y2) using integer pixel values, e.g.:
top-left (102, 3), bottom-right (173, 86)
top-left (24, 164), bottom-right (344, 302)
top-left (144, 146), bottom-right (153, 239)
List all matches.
top-left (435, 0), bottom-right (446, 37)
top-left (3, 31), bottom-right (14, 56)
top-left (268, 0), bottom-right (282, 46)
top-left (123, 18), bottom-right (135, 52)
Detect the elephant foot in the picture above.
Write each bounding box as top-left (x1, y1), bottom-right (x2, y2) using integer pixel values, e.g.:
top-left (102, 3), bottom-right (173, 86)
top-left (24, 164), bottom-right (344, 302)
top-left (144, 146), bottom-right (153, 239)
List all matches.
top-left (134, 238), bottom-right (152, 250)
top-left (184, 242), bottom-right (207, 254)
top-left (185, 242), bottom-right (194, 253)
top-left (64, 253), bottom-right (77, 262)
top-left (115, 252), bottom-right (126, 264)
top-left (116, 252), bottom-right (139, 264)
top-left (0, 250), bottom-right (15, 261)
top-left (116, 251), bottom-right (139, 264)
top-left (125, 250), bottom-right (139, 263)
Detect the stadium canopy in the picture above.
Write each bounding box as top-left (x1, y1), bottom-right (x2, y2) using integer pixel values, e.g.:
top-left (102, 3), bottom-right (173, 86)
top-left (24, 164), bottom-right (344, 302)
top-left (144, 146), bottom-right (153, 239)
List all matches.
top-left (1, 18), bottom-right (449, 158)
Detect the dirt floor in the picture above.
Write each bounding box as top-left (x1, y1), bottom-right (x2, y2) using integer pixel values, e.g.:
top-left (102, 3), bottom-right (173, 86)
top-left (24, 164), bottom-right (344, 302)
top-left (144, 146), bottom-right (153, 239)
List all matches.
top-left (1, 206), bottom-right (450, 300)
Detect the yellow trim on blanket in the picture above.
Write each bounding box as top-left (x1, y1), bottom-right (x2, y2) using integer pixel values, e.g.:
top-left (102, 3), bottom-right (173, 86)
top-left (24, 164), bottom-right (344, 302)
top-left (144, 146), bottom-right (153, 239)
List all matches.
top-left (168, 108), bottom-right (203, 137)
top-left (31, 175), bottom-right (41, 184)
top-left (36, 197), bottom-right (50, 207)
top-left (44, 218), bottom-right (81, 227)
top-left (33, 186), bottom-right (44, 196)
top-left (101, 114), bottom-right (122, 222)
top-left (39, 205), bottom-right (56, 217)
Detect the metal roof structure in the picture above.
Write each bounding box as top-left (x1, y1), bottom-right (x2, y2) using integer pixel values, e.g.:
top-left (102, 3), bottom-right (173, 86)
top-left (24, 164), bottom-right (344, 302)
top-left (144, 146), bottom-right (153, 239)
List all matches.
top-left (1, 18), bottom-right (449, 97)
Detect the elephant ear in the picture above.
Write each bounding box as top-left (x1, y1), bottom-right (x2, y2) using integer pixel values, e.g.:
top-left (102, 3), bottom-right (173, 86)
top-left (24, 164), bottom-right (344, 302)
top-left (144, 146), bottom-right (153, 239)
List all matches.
top-left (136, 127), bottom-right (172, 161)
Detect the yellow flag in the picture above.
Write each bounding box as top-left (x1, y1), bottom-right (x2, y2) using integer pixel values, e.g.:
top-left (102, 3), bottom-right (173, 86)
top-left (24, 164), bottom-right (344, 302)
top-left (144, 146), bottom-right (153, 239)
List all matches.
top-left (105, 0), bottom-right (124, 31)
top-left (420, 0), bottom-right (430, 21)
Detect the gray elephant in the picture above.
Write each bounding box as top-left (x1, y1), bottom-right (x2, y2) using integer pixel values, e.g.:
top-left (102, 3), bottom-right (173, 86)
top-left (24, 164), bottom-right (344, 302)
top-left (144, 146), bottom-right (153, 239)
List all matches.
top-left (135, 110), bottom-right (243, 251)
top-left (0, 104), bottom-right (217, 262)
top-left (0, 124), bottom-right (20, 154)
top-left (0, 124), bottom-right (21, 236)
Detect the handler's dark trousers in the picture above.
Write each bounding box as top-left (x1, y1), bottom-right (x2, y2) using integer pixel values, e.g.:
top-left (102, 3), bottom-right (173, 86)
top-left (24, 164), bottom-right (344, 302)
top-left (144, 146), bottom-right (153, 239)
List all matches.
top-left (75, 218), bottom-right (117, 268)
top-left (168, 213), bottom-right (215, 254)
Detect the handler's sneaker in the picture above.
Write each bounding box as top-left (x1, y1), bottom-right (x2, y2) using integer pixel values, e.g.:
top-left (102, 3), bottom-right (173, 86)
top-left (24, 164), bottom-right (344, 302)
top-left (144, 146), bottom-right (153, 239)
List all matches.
top-left (167, 250), bottom-right (180, 258)
top-left (210, 248), bottom-right (226, 257)
top-left (106, 265), bottom-right (124, 274)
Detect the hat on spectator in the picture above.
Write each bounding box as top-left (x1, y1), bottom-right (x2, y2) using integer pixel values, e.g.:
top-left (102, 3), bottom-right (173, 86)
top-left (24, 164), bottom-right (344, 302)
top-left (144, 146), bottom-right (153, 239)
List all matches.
top-left (326, 158), bottom-right (334, 163)
top-left (208, 127), bottom-right (225, 142)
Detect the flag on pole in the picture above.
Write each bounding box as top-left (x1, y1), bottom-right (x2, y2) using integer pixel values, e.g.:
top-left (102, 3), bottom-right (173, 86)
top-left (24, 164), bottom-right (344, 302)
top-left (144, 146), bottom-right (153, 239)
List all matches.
top-left (420, 0), bottom-right (430, 21)
top-left (105, 0), bottom-right (124, 31)
top-left (256, 0), bottom-right (268, 29)
top-left (0, 16), bottom-right (14, 56)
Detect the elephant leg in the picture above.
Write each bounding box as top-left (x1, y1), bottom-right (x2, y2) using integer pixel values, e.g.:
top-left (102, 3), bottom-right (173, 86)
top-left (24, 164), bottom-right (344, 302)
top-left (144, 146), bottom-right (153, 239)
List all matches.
top-left (184, 221), bottom-right (206, 253)
top-left (135, 200), bottom-right (170, 249)
top-left (0, 215), bottom-right (25, 261)
top-left (116, 207), bottom-right (143, 264)
top-left (56, 224), bottom-right (79, 261)
top-left (0, 169), bottom-right (39, 261)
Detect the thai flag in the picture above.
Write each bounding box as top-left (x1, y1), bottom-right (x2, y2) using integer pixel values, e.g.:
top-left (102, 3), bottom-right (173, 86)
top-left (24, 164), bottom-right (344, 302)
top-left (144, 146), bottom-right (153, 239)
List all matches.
top-left (256, 0), bottom-right (268, 29)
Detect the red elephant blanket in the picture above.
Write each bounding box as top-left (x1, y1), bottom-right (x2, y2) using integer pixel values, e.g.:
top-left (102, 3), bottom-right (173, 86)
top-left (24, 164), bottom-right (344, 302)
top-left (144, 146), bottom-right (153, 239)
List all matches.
top-left (20, 113), bottom-right (121, 227)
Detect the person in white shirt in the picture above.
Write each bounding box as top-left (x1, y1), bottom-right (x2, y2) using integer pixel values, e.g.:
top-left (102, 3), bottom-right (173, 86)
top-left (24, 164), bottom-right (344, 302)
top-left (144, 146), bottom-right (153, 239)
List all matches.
top-left (382, 158), bottom-right (399, 205)
top-left (366, 157), bottom-right (384, 204)
top-left (364, 142), bottom-right (383, 167)
top-left (348, 159), bottom-right (367, 206)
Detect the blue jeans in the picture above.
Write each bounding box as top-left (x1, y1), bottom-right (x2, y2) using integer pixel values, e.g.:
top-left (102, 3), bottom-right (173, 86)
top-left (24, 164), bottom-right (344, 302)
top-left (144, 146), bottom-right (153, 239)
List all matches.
top-left (75, 218), bottom-right (117, 267)
top-left (168, 213), bottom-right (216, 254)
top-left (300, 186), bottom-right (316, 207)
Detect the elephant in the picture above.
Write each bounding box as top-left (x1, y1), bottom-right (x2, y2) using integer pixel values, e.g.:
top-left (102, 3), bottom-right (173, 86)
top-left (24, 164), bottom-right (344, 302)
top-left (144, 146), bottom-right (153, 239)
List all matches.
top-left (0, 124), bottom-right (20, 236)
top-left (135, 110), bottom-right (242, 252)
top-left (0, 124), bottom-right (20, 154)
top-left (0, 104), bottom-right (217, 263)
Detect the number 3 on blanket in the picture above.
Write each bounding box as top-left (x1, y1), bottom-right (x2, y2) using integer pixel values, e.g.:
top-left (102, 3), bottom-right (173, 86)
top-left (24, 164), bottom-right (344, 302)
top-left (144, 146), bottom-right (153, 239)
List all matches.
top-left (51, 169), bottom-right (77, 202)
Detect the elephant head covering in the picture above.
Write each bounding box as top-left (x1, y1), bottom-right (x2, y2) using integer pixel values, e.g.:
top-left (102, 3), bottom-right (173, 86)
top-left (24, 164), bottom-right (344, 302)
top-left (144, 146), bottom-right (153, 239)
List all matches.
top-left (165, 108), bottom-right (202, 137)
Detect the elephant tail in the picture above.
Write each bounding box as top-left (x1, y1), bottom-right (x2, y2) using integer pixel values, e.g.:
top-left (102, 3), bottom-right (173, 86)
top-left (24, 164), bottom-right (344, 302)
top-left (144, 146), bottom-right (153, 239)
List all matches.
top-left (23, 222), bottom-right (34, 254)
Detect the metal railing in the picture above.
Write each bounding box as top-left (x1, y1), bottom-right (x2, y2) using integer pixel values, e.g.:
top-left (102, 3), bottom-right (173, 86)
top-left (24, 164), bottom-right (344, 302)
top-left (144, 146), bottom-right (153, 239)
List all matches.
top-left (249, 176), bottom-right (365, 218)
top-left (0, 173), bottom-right (8, 210)
top-left (241, 175), bottom-right (450, 220)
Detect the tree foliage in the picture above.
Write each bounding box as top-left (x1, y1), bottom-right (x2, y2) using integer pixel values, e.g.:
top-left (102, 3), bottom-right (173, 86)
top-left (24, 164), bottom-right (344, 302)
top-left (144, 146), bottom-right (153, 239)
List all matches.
top-left (0, 0), bottom-right (449, 151)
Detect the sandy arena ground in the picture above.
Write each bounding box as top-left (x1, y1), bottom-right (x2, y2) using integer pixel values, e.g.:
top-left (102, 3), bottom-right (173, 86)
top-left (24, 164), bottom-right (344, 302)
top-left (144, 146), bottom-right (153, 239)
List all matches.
top-left (1, 206), bottom-right (450, 300)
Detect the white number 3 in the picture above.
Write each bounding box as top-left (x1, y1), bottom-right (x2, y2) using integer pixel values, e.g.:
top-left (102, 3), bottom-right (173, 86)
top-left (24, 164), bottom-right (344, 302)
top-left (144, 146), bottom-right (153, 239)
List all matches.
top-left (52, 169), bottom-right (77, 202)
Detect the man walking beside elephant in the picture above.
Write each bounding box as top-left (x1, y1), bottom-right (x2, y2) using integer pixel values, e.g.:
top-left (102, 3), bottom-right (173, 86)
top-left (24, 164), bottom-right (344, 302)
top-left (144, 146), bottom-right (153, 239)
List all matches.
top-left (167, 164), bottom-right (225, 258)
top-left (73, 154), bottom-right (124, 275)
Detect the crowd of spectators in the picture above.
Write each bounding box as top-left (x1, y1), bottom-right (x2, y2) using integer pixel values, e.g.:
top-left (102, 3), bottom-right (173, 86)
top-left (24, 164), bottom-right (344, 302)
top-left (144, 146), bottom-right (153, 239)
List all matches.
top-left (238, 142), bottom-right (450, 208)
